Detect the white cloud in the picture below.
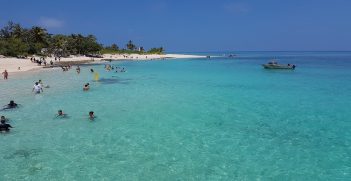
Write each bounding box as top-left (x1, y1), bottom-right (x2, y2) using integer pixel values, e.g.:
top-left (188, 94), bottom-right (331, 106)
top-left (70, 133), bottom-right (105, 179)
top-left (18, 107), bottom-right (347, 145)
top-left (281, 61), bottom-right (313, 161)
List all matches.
top-left (38, 17), bottom-right (64, 28)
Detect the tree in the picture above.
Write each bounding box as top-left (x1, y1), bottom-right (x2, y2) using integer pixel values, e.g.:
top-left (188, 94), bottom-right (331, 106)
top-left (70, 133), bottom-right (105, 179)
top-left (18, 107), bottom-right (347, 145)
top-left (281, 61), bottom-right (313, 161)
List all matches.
top-left (0, 21), bottom-right (163, 57)
top-left (0, 21), bottom-right (16, 38)
top-left (148, 47), bottom-right (164, 54)
top-left (27, 26), bottom-right (49, 54)
top-left (111, 43), bottom-right (119, 50)
top-left (0, 37), bottom-right (29, 57)
top-left (83, 34), bottom-right (102, 54)
top-left (49, 34), bottom-right (69, 57)
top-left (126, 40), bottom-right (136, 50)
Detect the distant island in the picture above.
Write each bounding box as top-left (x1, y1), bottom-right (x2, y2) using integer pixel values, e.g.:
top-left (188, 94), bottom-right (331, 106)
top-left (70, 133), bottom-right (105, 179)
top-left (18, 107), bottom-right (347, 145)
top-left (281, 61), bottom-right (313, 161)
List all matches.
top-left (0, 21), bottom-right (164, 58)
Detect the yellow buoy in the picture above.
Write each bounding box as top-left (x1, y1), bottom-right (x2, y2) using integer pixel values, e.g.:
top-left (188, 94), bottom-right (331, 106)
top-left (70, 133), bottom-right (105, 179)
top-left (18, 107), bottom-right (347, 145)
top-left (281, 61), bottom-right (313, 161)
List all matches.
top-left (94, 72), bottom-right (99, 81)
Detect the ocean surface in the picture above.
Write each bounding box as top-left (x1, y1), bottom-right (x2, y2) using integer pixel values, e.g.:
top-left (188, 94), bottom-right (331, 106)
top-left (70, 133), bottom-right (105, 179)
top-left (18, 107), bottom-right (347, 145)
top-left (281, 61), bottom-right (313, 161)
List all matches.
top-left (0, 52), bottom-right (351, 180)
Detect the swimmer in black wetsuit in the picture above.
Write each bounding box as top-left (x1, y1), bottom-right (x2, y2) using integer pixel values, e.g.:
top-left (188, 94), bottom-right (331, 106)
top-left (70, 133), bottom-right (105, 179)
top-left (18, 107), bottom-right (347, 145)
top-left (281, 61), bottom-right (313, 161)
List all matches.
top-left (90, 69), bottom-right (94, 73)
top-left (2, 100), bottom-right (19, 110)
top-left (56, 110), bottom-right (68, 118)
top-left (0, 119), bottom-right (12, 132)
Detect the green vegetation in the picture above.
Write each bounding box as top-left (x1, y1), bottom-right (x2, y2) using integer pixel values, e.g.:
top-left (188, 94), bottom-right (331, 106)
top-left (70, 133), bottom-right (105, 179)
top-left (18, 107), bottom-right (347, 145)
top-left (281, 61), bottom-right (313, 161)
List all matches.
top-left (0, 21), bottom-right (164, 57)
top-left (147, 47), bottom-right (164, 54)
top-left (101, 40), bottom-right (164, 55)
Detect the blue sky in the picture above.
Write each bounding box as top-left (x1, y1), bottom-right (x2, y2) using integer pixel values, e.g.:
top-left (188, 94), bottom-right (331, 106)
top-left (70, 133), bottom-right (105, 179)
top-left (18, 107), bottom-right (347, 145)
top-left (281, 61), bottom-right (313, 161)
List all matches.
top-left (1, 0), bottom-right (351, 51)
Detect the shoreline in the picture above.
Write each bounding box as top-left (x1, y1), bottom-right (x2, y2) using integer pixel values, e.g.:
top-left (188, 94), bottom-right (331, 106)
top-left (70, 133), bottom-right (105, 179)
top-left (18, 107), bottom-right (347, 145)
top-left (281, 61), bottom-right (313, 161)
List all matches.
top-left (0, 53), bottom-right (206, 75)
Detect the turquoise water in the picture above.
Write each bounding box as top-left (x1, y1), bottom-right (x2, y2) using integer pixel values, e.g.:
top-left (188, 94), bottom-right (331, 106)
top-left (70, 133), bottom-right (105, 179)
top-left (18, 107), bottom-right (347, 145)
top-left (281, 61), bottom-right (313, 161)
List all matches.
top-left (0, 52), bottom-right (351, 180)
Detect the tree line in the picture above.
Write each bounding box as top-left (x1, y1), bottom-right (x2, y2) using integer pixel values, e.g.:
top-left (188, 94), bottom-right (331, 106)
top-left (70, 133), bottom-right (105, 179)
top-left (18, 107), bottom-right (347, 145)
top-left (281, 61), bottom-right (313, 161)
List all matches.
top-left (0, 21), bottom-right (164, 57)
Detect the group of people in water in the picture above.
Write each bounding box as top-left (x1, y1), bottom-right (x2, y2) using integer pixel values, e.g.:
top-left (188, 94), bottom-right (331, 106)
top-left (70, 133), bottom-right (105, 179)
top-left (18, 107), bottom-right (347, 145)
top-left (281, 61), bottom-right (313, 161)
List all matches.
top-left (1, 99), bottom-right (96, 133)
top-left (104, 64), bottom-right (126, 72)
top-left (1, 63), bottom-right (128, 133)
top-left (55, 110), bottom-right (95, 120)
top-left (0, 101), bottom-right (18, 132)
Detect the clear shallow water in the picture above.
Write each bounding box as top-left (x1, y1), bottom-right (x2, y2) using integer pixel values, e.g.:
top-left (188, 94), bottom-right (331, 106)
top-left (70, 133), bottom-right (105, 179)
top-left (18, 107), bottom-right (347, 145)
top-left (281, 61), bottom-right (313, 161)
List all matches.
top-left (0, 52), bottom-right (351, 180)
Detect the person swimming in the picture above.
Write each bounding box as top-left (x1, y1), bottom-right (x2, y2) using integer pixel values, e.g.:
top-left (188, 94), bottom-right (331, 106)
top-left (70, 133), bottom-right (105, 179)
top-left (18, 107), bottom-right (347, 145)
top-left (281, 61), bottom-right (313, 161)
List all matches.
top-left (90, 69), bottom-right (94, 73)
top-left (39, 79), bottom-right (50, 88)
top-left (89, 111), bottom-right (95, 120)
top-left (56, 110), bottom-right (68, 118)
top-left (1, 115), bottom-right (9, 122)
top-left (2, 100), bottom-right (19, 110)
top-left (0, 119), bottom-right (12, 132)
top-left (76, 66), bottom-right (81, 74)
top-left (83, 83), bottom-right (90, 91)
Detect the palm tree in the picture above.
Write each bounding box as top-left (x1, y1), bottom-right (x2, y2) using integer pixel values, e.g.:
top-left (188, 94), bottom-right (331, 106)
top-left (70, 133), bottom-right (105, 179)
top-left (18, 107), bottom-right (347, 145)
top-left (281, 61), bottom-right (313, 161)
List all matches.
top-left (30, 26), bottom-right (49, 45)
top-left (126, 40), bottom-right (136, 50)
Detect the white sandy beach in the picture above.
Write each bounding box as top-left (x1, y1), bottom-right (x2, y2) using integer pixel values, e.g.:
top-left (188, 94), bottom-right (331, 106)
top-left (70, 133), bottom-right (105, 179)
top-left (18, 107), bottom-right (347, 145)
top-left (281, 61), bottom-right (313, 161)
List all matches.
top-left (0, 54), bottom-right (206, 74)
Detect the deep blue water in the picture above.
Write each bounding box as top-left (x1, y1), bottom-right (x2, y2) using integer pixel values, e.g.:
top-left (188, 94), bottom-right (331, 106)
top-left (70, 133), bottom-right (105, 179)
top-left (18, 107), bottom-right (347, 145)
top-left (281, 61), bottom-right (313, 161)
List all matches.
top-left (0, 52), bottom-right (350, 180)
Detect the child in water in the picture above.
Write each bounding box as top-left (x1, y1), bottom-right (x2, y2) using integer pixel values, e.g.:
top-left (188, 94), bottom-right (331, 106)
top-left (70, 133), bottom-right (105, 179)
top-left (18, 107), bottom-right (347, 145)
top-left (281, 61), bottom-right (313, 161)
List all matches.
top-left (83, 83), bottom-right (90, 91)
top-left (89, 111), bottom-right (95, 120)
top-left (56, 110), bottom-right (68, 118)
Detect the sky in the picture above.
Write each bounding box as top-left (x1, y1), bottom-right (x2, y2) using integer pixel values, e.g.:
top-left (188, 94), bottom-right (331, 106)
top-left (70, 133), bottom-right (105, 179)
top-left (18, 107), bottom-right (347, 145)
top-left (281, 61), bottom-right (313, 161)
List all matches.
top-left (0, 0), bottom-right (351, 52)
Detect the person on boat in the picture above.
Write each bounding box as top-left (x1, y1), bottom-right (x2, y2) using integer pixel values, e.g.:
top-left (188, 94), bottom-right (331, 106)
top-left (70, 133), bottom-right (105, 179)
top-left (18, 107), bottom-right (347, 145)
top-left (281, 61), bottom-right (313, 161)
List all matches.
top-left (56, 110), bottom-right (68, 118)
top-left (83, 83), bottom-right (90, 91)
top-left (89, 111), bottom-right (95, 120)
top-left (0, 119), bottom-right (13, 132)
top-left (292, 65), bottom-right (296, 69)
top-left (2, 70), bottom-right (8, 80)
top-left (32, 82), bottom-right (43, 94)
top-left (76, 66), bottom-right (81, 74)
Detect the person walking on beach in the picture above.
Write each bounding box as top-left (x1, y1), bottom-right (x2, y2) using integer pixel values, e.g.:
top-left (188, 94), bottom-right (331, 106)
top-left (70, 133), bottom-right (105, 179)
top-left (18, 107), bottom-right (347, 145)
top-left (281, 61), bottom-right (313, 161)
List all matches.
top-left (2, 70), bottom-right (8, 79)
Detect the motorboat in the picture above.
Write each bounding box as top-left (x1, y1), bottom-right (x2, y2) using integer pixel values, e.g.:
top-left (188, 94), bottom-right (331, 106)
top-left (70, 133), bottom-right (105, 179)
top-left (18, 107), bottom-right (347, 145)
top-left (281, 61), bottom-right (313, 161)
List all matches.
top-left (262, 61), bottom-right (296, 69)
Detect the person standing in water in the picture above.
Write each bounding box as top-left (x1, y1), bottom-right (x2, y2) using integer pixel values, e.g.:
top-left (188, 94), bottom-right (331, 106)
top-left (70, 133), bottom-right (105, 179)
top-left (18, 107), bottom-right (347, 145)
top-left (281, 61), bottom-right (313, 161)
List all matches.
top-left (39, 80), bottom-right (49, 88)
top-left (76, 66), bottom-right (81, 74)
top-left (0, 119), bottom-right (12, 132)
top-left (2, 70), bottom-right (8, 79)
top-left (32, 82), bottom-right (43, 94)
top-left (89, 111), bottom-right (95, 120)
